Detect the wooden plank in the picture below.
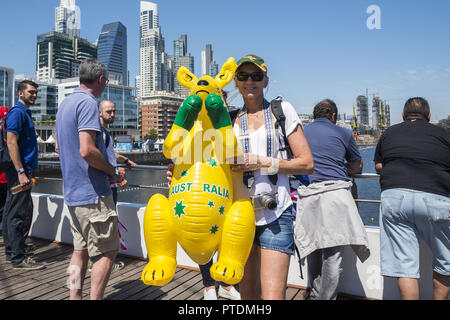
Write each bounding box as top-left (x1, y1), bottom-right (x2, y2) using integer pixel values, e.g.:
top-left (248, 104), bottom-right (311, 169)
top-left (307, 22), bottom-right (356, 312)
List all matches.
top-left (286, 287), bottom-right (300, 300)
top-left (35, 287), bottom-right (68, 300)
top-left (101, 259), bottom-right (148, 297)
top-left (1, 234), bottom-right (361, 301)
top-left (292, 289), bottom-right (310, 300)
top-left (0, 278), bottom-right (53, 300)
top-left (0, 247), bottom-right (73, 288)
top-left (172, 276), bottom-right (204, 300)
top-left (110, 268), bottom-right (191, 300)
top-left (139, 269), bottom-right (200, 300)
top-left (79, 257), bottom-right (147, 300)
top-left (159, 273), bottom-right (202, 300)
top-left (1, 249), bottom-right (75, 300)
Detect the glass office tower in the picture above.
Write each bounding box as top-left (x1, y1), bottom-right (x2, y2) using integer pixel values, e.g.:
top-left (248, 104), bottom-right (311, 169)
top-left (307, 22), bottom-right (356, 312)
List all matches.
top-left (98, 22), bottom-right (128, 86)
top-left (0, 67), bottom-right (14, 108)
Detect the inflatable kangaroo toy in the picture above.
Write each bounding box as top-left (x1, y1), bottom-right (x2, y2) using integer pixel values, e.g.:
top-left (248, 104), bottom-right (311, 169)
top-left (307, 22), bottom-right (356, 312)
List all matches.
top-left (141, 57), bottom-right (255, 286)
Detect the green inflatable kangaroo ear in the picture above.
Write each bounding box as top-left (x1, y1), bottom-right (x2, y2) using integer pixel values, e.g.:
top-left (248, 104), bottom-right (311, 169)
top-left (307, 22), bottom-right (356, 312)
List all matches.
top-left (177, 66), bottom-right (198, 90)
top-left (214, 57), bottom-right (237, 90)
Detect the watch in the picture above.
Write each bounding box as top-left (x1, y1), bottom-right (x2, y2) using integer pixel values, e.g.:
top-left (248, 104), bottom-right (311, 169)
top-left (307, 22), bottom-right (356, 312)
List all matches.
top-left (17, 168), bottom-right (25, 175)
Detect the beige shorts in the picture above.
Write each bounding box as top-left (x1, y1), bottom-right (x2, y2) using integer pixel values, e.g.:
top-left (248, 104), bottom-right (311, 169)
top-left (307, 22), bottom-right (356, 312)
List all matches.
top-left (68, 195), bottom-right (120, 258)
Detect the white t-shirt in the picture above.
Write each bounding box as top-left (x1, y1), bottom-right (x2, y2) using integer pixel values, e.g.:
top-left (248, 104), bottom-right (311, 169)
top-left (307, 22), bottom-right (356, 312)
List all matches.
top-left (233, 101), bottom-right (302, 226)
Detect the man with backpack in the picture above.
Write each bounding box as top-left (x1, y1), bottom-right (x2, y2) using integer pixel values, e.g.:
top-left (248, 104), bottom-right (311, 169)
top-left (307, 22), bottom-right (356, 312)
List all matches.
top-left (2, 80), bottom-right (43, 270)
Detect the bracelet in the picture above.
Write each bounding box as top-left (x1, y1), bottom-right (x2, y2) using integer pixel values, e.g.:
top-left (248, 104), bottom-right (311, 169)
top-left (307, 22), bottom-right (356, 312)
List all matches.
top-left (17, 168), bottom-right (25, 175)
top-left (124, 158), bottom-right (130, 165)
top-left (109, 167), bottom-right (119, 178)
top-left (267, 158), bottom-right (280, 175)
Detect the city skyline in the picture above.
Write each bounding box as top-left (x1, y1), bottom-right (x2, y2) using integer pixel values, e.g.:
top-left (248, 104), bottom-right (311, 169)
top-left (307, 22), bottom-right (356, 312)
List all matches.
top-left (0, 0), bottom-right (449, 125)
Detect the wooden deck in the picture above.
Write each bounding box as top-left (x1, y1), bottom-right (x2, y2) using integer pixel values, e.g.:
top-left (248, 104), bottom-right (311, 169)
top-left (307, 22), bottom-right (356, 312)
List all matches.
top-left (0, 233), bottom-right (312, 300)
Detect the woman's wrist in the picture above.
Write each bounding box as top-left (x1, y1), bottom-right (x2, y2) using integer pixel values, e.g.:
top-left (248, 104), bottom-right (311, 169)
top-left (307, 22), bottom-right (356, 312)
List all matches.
top-left (258, 155), bottom-right (272, 169)
top-left (257, 156), bottom-right (279, 174)
top-left (267, 157), bottom-right (280, 175)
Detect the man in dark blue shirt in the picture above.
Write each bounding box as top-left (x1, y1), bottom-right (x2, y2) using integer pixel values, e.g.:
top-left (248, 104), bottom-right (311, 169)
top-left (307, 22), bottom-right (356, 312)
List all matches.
top-left (294, 99), bottom-right (369, 300)
top-left (3, 80), bottom-right (42, 270)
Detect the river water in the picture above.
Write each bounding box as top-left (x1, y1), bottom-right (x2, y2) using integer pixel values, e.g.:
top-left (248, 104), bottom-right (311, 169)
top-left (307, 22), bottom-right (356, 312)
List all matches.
top-left (33, 146), bottom-right (381, 227)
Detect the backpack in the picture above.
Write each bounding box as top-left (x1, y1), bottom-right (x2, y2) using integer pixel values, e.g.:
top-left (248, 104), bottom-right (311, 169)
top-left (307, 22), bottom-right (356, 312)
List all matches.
top-left (0, 106), bottom-right (30, 171)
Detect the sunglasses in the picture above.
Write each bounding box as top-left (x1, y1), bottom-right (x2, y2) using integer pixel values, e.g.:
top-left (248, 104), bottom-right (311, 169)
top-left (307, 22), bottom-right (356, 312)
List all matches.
top-left (236, 72), bottom-right (265, 82)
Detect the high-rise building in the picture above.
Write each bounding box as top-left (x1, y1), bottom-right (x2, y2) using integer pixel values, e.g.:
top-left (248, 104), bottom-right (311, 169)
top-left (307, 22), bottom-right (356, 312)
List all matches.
top-left (140, 91), bottom-right (185, 138)
top-left (209, 62), bottom-right (219, 78)
top-left (139, 1), bottom-right (165, 98)
top-left (372, 96), bottom-right (384, 130)
top-left (161, 53), bottom-right (174, 92)
top-left (36, 31), bottom-right (97, 81)
top-left (98, 22), bottom-right (128, 85)
top-left (356, 95), bottom-right (369, 127)
top-left (55, 0), bottom-right (80, 37)
top-left (0, 67), bottom-right (14, 108)
top-left (173, 35), bottom-right (194, 96)
top-left (201, 44), bottom-right (212, 76)
top-left (201, 44), bottom-right (219, 77)
top-left (174, 34), bottom-right (187, 57)
top-left (101, 83), bottom-right (139, 133)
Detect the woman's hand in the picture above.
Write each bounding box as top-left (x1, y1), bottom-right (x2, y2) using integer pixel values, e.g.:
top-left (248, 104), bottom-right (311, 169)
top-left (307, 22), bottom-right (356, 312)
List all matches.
top-left (231, 154), bottom-right (272, 172)
top-left (167, 163), bottom-right (175, 184)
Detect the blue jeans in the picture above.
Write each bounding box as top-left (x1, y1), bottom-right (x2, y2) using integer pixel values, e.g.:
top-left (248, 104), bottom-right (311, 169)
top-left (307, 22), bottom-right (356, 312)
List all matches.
top-left (2, 167), bottom-right (34, 265)
top-left (380, 188), bottom-right (450, 278)
top-left (306, 246), bottom-right (344, 300)
top-left (254, 206), bottom-right (295, 255)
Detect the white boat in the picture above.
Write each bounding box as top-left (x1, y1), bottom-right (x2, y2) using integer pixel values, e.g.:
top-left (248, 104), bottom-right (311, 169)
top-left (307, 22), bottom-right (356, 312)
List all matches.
top-left (5, 166), bottom-right (435, 300)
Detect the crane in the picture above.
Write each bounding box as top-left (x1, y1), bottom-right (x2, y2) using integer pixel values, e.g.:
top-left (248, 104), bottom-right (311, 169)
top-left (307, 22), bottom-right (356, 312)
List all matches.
top-left (352, 103), bottom-right (361, 141)
top-left (378, 100), bottom-right (386, 136)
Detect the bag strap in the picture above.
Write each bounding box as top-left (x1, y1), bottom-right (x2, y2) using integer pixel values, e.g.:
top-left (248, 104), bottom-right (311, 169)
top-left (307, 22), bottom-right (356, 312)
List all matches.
top-left (270, 97), bottom-right (295, 159)
top-left (229, 108), bottom-right (240, 126)
top-left (102, 127), bottom-right (112, 149)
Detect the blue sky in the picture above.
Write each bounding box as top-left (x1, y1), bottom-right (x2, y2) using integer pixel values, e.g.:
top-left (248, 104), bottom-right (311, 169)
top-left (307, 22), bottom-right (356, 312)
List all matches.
top-left (0, 0), bottom-right (449, 124)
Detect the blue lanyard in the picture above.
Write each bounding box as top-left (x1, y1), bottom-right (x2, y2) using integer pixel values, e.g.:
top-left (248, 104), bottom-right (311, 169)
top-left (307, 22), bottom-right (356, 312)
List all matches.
top-left (239, 99), bottom-right (278, 187)
top-left (240, 99), bottom-right (275, 156)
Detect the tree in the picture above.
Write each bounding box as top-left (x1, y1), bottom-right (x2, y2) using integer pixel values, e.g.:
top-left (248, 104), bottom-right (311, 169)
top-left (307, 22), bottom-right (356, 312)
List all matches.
top-left (436, 116), bottom-right (450, 132)
top-left (144, 128), bottom-right (158, 142)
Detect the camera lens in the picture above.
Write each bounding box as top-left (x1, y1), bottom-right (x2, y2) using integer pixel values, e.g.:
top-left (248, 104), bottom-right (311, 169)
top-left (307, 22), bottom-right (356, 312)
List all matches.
top-left (261, 194), bottom-right (277, 210)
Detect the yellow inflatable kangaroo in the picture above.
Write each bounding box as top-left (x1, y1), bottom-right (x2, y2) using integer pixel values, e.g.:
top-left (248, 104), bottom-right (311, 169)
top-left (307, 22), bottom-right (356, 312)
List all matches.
top-left (141, 57), bottom-right (255, 286)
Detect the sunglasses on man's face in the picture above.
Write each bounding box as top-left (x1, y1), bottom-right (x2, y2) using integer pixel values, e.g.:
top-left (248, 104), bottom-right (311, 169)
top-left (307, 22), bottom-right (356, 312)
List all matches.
top-left (236, 72), bottom-right (265, 82)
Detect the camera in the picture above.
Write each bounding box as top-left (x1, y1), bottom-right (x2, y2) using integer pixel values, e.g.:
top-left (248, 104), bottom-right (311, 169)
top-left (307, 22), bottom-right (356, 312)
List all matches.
top-left (252, 192), bottom-right (278, 210)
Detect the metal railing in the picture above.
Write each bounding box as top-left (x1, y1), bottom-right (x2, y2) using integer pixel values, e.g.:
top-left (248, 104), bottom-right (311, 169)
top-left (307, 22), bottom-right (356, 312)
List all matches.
top-left (352, 174), bottom-right (381, 204)
top-left (38, 161), bottom-right (170, 190)
top-left (37, 161), bottom-right (381, 203)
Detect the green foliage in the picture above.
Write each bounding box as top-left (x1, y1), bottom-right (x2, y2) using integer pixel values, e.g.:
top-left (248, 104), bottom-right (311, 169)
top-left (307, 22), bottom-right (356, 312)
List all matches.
top-left (436, 116), bottom-right (450, 132)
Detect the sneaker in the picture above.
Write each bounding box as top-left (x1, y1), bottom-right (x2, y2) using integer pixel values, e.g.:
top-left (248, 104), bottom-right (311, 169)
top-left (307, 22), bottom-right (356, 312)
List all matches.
top-left (112, 261), bottom-right (125, 271)
top-left (87, 259), bottom-right (93, 272)
top-left (12, 257), bottom-right (45, 270)
top-left (203, 288), bottom-right (218, 300)
top-left (218, 286), bottom-right (241, 300)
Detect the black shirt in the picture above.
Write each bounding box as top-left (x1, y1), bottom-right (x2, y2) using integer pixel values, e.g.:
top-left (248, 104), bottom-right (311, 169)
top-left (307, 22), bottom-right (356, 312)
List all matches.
top-left (374, 120), bottom-right (450, 197)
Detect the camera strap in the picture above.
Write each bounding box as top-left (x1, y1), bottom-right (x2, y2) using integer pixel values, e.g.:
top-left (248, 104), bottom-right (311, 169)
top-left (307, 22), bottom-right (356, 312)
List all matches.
top-left (239, 99), bottom-right (278, 188)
